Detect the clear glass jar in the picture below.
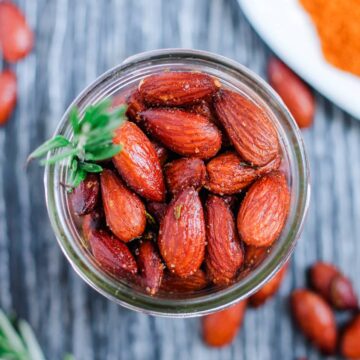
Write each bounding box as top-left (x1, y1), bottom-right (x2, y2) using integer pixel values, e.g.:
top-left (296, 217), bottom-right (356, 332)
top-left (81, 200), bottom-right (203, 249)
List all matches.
top-left (44, 49), bottom-right (310, 317)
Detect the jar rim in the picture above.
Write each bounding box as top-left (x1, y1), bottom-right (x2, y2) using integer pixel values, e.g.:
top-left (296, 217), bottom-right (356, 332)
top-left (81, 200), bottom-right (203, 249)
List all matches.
top-left (44, 49), bottom-right (310, 317)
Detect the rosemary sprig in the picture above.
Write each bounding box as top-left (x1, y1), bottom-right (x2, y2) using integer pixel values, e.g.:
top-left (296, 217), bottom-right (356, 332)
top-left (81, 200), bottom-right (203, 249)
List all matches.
top-left (28, 99), bottom-right (126, 189)
top-left (0, 309), bottom-right (74, 360)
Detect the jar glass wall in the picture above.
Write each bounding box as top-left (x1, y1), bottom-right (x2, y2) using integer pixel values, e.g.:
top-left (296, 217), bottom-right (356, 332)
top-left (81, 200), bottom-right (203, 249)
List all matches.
top-left (44, 49), bottom-right (310, 317)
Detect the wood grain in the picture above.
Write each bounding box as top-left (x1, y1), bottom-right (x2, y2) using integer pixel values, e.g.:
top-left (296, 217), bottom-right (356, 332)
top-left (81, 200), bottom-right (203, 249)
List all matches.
top-left (0, 0), bottom-right (359, 359)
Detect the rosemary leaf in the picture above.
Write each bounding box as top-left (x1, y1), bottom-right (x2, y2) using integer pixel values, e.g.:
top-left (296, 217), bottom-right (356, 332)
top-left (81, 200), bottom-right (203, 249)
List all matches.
top-left (85, 145), bottom-right (122, 162)
top-left (0, 311), bottom-right (26, 355)
top-left (27, 135), bottom-right (71, 162)
top-left (18, 321), bottom-right (46, 360)
top-left (40, 148), bottom-right (79, 166)
top-left (79, 162), bottom-right (103, 173)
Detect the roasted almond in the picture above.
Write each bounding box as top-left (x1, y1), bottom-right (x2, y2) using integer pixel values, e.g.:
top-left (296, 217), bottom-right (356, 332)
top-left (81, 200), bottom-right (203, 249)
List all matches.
top-left (244, 245), bottom-right (271, 269)
top-left (237, 171), bottom-right (290, 247)
top-left (146, 202), bottom-right (168, 224)
top-left (151, 140), bottom-right (169, 166)
top-left (125, 89), bottom-right (145, 123)
top-left (205, 195), bottom-right (244, 285)
top-left (82, 209), bottom-right (104, 242)
top-left (0, 2), bottom-right (34, 62)
top-left (160, 269), bottom-right (208, 293)
top-left (113, 121), bottom-right (165, 202)
top-left (136, 240), bottom-right (164, 295)
top-left (309, 261), bottom-right (340, 299)
top-left (202, 300), bottom-right (247, 347)
top-left (268, 58), bottom-right (315, 129)
top-left (70, 173), bottom-right (100, 216)
top-left (140, 108), bottom-right (222, 159)
top-left (249, 263), bottom-right (288, 307)
top-left (341, 314), bottom-right (360, 359)
top-left (100, 169), bottom-right (146, 242)
top-left (0, 70), bottom-right (17, 125)
top-left (164, 157), bottom-right (206, 196)
top-left (158, 187), bottom-right (206, 277)
top-left (205, 152), bottom-right (258, 195)
top-left (291, 289), bottom-right (337, 354)
top-left (330, 274), bottom-right (358, 310)
top-left (214, 89), bottom-right (280, 166)
top-left (89, 229), bottom-right (138, 277)
top-left (139, 71), bottom-right (220, 106)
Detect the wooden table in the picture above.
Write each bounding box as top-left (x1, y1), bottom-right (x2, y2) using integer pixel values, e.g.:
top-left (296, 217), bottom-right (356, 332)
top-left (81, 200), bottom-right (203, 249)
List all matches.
top-left (1, 0), bottom-right (359, 359)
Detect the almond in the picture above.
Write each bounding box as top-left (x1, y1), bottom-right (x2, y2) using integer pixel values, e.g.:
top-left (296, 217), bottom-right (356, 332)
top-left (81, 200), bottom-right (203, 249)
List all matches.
top-left (222, 195), bottom-right (239, 211)
top-left (164, 157), bottom-right (206, 196)
top-left (205, 195), bottom-right (244, 285)
top-left (82, 209), bottom-right (104, 242)
top-left (341, 314), bottom-right (360, 359)
top-left (214, 89), bottom-right (280, 166)
top-left (70, 173), bottom-right (100, 216)
top-left (151, 140), bottom-right (169, 166)
top-left (158, 187), bottom-right (206, 277)
top-left (244, 245), bottom-right (271, 269)
top-left (89, 229), bottom-right (138, 277)
top-left (202, 300), bottom-right (247, 347)
top-left (137, 240), bottom-right (164, 295)
top-left (139, 71), bottom-right (220, 106)
top-left (100, 169), bottom-right (146, 242)
top-left (268, 58), bottom-right (315, 129)
top-left (140, 108), bottom-right (222, 159)
top-left (291, 289), bottom-right (337, 354)
top-left (113, 121), bottom-right (165, 202)
top-left (125, 89), bottom-right (145, 123)
top-left (249, 263), bottom-right (288, 307)
top-left (309, 262), bottom-right (340, 299)
top-left (160, 269), bottom-right (208, 293)
top-left (205, 152), bottom-right (258, 195)
top-left (146, 202), bottom-right (168, 224)
top-left (0, 2), bottom-right (34, 62)
top-left (0, 70), bottom-right (17, 125)
top-left (330, 274), bottom-right (358, 310)
top-left (237, 171), bottom-right (290, 247)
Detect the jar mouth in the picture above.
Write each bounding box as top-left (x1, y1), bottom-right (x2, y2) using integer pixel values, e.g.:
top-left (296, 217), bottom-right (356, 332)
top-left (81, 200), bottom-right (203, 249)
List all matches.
top-left (44, 49), bottom-right (310, 317)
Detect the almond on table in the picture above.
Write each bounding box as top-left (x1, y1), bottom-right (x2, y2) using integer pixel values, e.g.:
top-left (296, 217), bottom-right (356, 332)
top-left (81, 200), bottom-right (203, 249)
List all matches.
top-left (0, 1), bottom-right (34, 62)
top-left (268, 57), bottom-right (315, 129)
top-left (291, 289), bottom-right (337, 355)
top-left (0, 70), bottom-right (17, 125)
top-left (202, 301), bottom-right (247, 347)
top-left (341, 314), bottom-right (360, 359)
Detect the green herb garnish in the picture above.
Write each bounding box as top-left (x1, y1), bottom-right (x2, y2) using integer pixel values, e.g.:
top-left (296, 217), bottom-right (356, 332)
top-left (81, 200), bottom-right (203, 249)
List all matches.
top-left (0, 309), bottom-right (74, 360)
top-left (27, 99), bottom-right (126, 189)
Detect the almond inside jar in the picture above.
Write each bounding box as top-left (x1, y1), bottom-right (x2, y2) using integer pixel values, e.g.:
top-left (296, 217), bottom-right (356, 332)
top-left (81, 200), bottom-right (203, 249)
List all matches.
top-left (68, 70), bottom-right (291, 298)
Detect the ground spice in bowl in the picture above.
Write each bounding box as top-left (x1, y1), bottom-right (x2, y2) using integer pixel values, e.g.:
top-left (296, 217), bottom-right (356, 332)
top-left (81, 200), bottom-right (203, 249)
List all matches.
top-left (300, 0), bottom-right (360, 77)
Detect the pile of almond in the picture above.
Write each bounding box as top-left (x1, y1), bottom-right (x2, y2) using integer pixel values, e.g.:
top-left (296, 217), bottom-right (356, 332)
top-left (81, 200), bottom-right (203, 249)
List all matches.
top-left (71, 70), bottom-right (291, 297)
top-left (202, 261), bottom-right (360, 359)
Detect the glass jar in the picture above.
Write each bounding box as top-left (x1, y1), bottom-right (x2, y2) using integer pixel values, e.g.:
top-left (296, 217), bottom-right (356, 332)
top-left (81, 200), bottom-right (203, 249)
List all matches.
top-left (44, 49), bottom-right (310, 317)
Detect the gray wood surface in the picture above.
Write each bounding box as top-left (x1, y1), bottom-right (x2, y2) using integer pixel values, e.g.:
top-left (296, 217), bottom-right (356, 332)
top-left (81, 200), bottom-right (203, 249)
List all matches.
top-left (1, 0), bottom-right (359, 359)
